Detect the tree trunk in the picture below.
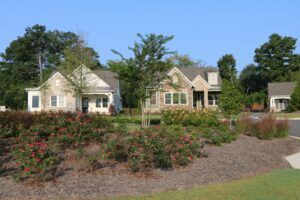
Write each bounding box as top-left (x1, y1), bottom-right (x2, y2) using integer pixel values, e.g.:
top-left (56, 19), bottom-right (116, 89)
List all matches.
top-left (129, 85), bottom-right (132, 116)
top-left (141, 99), bottom-right (145, 127)
top-left (38, 51), bottom-right (43, 83)
top-left (229, 114), bottom-right (233, 131)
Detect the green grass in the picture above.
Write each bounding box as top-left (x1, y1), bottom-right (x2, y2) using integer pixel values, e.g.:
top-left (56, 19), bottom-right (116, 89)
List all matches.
top-left (106, 169), bottom-right (300, 200)
top-left (271, 112), bottom-right (300, 119)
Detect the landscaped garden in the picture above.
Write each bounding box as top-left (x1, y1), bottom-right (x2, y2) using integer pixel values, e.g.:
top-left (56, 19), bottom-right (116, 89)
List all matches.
top-left (0, 110), bottom-right (299, 199)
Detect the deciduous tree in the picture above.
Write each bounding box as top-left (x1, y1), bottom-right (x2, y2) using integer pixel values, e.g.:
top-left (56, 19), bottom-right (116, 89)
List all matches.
top-left (219, 80), bottom-right (243, 129)
top-left (112, 33), bottom-right (174, 126)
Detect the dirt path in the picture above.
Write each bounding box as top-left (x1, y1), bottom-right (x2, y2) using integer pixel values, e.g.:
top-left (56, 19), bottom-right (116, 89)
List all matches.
top-left (1, 135), bottom-right (300, 200)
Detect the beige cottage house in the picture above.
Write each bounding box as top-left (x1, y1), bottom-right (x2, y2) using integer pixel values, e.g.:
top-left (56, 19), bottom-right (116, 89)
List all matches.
top-left (25, 65), bottom-right (122, 114)
top-left (268, 82), bottom-right (296, 112)
top-left (145, 67), bottom-right (221, 112)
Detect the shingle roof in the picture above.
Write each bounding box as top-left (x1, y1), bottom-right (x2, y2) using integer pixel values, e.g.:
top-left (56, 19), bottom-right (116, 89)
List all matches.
top-left (93, 70), bottom-right (117, 90)
top-left (268, 82), bottom-right (296, 97)
top-left (52, 68), bottom-right (117, 90)
top-left (170, 67), bottom-right (221, 85)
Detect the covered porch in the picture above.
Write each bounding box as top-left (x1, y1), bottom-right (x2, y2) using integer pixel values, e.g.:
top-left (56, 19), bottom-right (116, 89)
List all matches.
top-left (193, 90), bottom-right (220, 110)
top-left (269, 96), bottom-right (290, 112)
top-left (77, 92), bottom-right (114, 114)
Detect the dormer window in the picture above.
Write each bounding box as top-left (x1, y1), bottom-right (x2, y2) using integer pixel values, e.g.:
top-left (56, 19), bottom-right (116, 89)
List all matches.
top-left (208, 72), bottom-right (218, 85)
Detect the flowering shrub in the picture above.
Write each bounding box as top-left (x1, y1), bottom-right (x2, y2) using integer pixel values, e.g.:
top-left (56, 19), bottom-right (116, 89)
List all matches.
top-left (10, 142), bottom-right (58, 181)
top-left (161, 109), bottom-right (219, 128)
top-left (0, 111), bottom-right (112, 138)
top-left (104, 126), bottom-right (205, 172)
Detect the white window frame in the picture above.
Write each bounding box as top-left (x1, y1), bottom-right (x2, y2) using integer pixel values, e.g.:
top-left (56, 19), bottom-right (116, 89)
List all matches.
top-left (95, 97), bottom-right (109, 108)
top-left (50, 95), bottom-right (66, 107)
top-left (96, 98), bottom-right (102, 108)
top-left (164, 92), bottom-right (188, 105)
top-left (208, 94), bottom-right (219, 106)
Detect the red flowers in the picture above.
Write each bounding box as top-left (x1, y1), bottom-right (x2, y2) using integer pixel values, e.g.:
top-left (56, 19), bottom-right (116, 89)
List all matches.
top-left (31, 152), bottom-right (36, 157)
top-left (24, 167), bottom-right (30, 172)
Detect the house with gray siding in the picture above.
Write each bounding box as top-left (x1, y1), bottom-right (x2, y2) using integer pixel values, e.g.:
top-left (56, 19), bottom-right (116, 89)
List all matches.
top-left (268, 82), bottom-right (296, 112)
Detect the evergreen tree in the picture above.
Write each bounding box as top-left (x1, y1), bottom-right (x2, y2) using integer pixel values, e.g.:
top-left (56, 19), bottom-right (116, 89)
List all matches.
top-left (217, 54), bottom-right (237, 83)
top-left (288, 78), bottom-right (300, 112)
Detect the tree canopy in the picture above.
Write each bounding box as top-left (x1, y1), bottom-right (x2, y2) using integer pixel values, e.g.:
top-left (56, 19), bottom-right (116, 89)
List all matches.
top-left (112, 33), bottom-right (174, 124)
top-left (217, 54), bottom-right (237, 83)
top-left (239, 64), bottom-right (267, 94)
top-left (166, 53), bottom-right (207, 68)
top-left (0, 24), bottom-right (100, 109)
top-left (254, 33), bottom-right (298, 82)
top-left (288, 78), bottom-right (300, 112)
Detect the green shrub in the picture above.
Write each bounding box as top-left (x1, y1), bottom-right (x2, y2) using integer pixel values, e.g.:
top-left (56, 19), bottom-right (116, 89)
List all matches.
top-left (162, 109), bottom-right (219, 128)
top-left (274, 119), bottom-right (289, 138)
top-left (198, 125), bottom-right (237, 145)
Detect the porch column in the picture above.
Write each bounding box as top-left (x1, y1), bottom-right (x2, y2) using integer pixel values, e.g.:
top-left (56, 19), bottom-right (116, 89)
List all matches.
top-left (109, 93), bottom-right (114, 105)
top-left (204, 90), bottom-right (208, 108)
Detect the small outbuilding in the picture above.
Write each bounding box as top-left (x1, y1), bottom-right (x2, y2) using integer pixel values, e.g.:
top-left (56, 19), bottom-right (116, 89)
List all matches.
top-left (268, 82), bottom-right (296, 112)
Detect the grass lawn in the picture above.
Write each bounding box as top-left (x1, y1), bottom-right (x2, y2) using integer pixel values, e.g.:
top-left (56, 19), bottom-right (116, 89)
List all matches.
top-left (107, 169), bottom-right (300, 200)
top-left (271, 112), bottom-right (300, 119)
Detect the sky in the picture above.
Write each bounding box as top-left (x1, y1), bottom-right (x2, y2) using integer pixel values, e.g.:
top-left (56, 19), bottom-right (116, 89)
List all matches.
top-left (1, 0), bottom-right (300, 72)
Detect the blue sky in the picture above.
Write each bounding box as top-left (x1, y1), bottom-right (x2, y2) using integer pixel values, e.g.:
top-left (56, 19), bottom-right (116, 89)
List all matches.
top-left (1, 0), bottom-right (299, 72)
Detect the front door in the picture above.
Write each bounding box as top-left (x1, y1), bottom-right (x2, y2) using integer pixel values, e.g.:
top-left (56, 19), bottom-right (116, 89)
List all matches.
top-left (82, 97), bottom-right (89, 113)
top-left (193, 92), bottom-right (204, 110)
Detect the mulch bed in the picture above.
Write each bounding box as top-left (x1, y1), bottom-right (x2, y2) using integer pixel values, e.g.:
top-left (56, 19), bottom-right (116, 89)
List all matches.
top-left (1, 135), bottom-right (300, 200)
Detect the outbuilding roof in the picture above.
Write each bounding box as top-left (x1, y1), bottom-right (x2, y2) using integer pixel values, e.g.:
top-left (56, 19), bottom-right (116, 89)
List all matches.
top-left (268, 82), bottom-right (296, 97)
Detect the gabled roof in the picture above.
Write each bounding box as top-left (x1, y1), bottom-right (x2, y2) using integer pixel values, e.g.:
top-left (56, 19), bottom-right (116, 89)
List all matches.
top-left (268, 82), bottom-right (296, 97)
top-left (26, 65), bottom-right (118, 92)
top-left (93, 70), bottom-right (117, 90)
top-left (53, 67), bottom-right (117, 90)
top-left (166, 66), bottom-right (221, 86)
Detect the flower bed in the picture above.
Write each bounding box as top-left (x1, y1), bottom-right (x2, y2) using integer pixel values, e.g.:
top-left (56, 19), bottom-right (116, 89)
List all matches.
top-left (4, 110), bottom-right (239, 182)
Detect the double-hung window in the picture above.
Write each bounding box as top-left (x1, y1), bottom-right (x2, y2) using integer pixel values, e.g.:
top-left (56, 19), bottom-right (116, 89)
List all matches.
top-left (208, 94), bottom-right (219, 106)
top-left (102, 97), bottom-right (108, 108)
top-left (164, 93), bottom-right (188, 105)
top-left (96, 97), bottom-right (109, 108)
top-left (51, 95), bottom-right (65, 107)
top-left (96, 98), bottom-right (102, 108)
top-left (165, 93), bottom-right (172, 104)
